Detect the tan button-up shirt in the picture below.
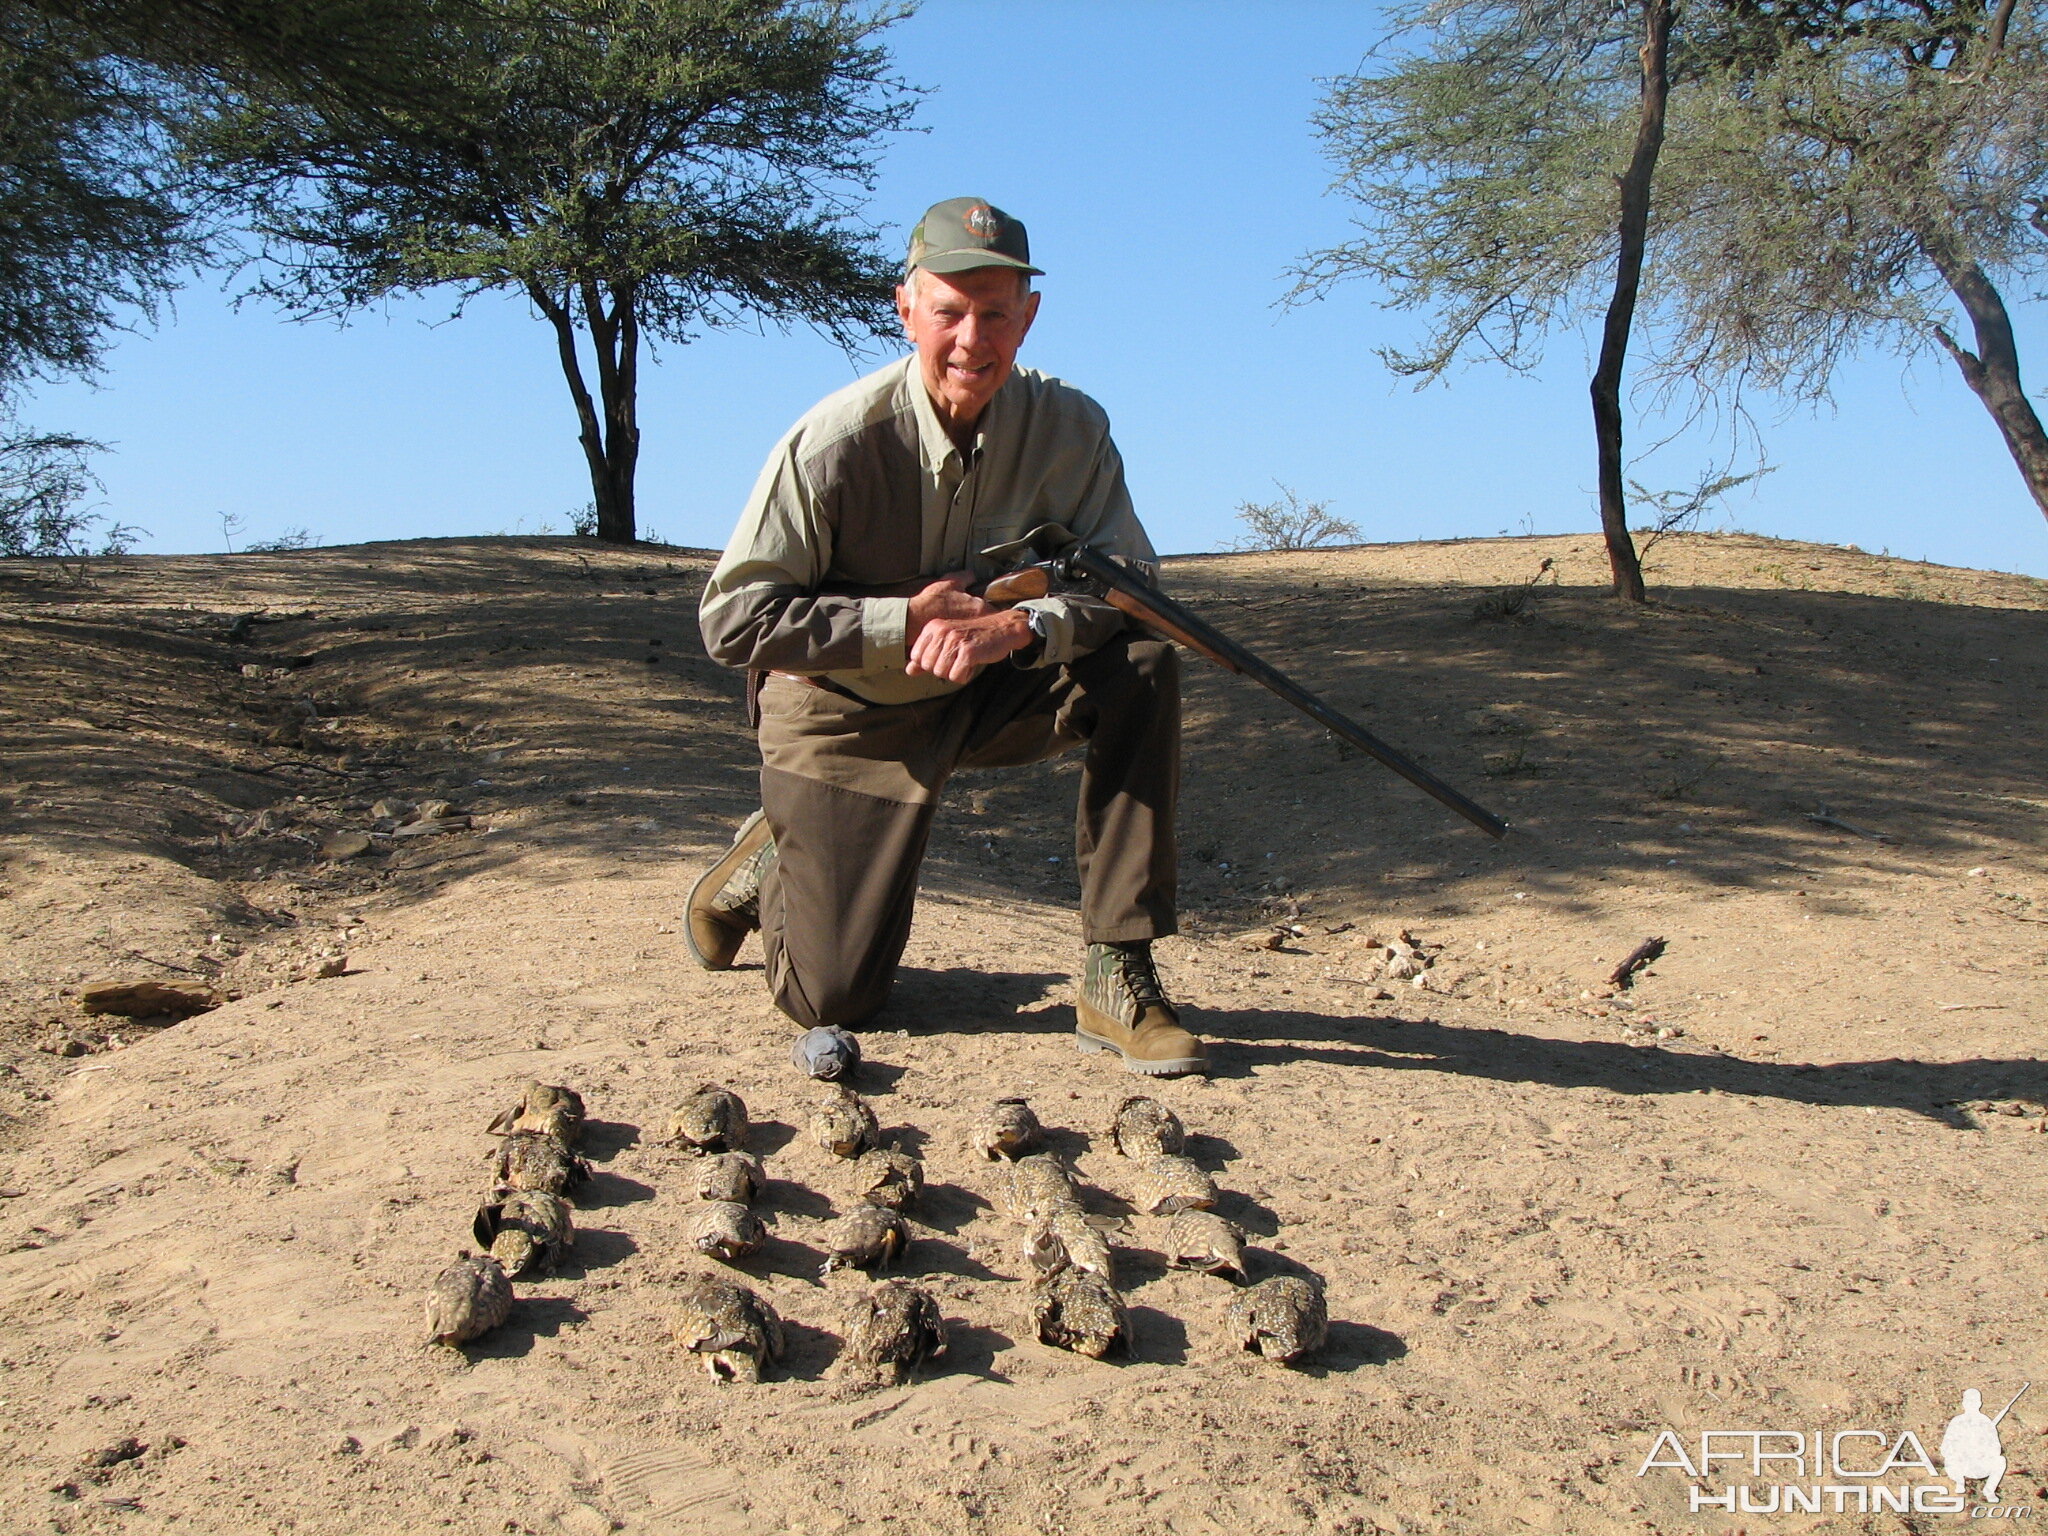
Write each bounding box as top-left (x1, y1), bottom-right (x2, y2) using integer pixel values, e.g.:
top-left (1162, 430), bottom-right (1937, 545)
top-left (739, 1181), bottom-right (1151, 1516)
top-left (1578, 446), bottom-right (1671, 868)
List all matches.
top-left (698, 357), bottom-right (1156, 705)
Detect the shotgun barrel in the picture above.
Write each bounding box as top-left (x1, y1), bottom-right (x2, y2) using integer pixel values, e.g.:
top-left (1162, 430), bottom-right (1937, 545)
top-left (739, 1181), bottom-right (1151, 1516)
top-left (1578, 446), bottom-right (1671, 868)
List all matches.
top-left (1042, 540), bottom-right (1510, 840)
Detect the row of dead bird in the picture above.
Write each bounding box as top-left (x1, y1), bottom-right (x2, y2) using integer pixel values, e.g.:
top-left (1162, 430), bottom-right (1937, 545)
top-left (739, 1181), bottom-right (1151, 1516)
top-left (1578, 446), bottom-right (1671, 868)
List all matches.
top-left (982, 1091), bottom-right (1328, 1367)
top-left (667, 1081), bottom-right (941, 1387)
top-left (424, 1077), bottom-right (1326, 1385)
top-left (424, 1082), bottom-right (590, 1347)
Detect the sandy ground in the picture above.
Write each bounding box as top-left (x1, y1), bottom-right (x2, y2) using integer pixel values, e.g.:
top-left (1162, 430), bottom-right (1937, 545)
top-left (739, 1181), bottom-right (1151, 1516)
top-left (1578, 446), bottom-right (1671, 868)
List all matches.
top-left (1, 531), bottom-right (2044, 1535)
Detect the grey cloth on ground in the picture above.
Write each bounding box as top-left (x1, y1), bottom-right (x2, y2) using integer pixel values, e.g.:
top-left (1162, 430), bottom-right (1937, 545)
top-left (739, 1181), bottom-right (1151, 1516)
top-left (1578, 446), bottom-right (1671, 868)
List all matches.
top-left (792, 1025), bottom-right (862, 1081)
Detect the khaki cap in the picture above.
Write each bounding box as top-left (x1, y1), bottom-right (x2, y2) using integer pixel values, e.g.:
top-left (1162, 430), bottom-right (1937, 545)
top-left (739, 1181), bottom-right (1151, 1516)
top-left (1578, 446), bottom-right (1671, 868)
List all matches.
top-left (906, 196), bottom-right (1043, 277)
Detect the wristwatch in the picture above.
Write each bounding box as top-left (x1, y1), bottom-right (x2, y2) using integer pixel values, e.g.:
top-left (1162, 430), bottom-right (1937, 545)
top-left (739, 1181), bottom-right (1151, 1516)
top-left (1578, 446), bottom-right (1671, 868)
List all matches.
top-left (1013, 607), bottom-right (1049, 666)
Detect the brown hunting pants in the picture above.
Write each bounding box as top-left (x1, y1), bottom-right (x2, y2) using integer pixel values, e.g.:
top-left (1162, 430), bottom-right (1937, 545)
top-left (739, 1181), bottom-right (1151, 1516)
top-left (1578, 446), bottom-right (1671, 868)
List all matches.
top-left (754, 634), bottom-right (1179, 1030)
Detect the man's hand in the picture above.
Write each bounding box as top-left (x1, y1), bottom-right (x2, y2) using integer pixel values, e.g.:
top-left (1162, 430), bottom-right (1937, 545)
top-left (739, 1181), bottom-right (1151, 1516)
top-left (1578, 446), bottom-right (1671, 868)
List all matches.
top-left (904, 571), bottom-right (1034, 683)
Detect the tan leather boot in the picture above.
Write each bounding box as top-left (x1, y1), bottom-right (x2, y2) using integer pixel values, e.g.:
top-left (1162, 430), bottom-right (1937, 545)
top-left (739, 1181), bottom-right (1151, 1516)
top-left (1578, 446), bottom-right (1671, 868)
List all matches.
top-left (684, 810), bottom-right (775, 970)
top-left (1074, 941), bottom-right (1208, 1077)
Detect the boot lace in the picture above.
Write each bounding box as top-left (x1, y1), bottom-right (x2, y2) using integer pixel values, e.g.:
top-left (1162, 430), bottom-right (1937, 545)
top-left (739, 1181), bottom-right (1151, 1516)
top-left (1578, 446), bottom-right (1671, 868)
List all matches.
top-left (1111, 943), bottom-right (1168, 1009)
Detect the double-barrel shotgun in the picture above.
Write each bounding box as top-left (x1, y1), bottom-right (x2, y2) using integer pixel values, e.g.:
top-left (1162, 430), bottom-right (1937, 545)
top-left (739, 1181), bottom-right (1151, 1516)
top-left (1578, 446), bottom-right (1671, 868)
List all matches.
top-left (980, 523), bottom-right (1509, 840)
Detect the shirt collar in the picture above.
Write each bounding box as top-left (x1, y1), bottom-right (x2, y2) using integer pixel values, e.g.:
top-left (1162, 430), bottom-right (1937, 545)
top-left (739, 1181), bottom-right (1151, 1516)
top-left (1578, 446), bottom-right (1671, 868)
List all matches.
top-left (902, 355), bottom-right (1014, 474)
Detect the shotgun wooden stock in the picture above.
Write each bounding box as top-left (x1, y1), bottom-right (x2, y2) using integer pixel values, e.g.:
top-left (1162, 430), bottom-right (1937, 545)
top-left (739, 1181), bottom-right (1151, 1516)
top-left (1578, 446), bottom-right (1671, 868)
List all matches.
top-left (982, 567), bottom-right (1051, 603)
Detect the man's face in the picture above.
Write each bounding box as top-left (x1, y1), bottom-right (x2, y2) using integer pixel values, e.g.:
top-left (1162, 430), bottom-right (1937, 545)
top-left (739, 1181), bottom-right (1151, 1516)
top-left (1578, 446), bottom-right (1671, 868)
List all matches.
top-left (895, 265), bottom-right (1040, 433)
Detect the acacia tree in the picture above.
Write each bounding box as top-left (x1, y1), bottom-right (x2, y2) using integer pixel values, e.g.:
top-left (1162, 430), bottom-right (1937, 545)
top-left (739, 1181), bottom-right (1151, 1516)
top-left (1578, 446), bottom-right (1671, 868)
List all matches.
top-left (1297, 0), bottom-right (2048, 588)
top-left (0, 6), bottom-right (180, 555)
top-left (1, 0), bottom-right (474, 555)
top-left (1653, 0), bottom-right (2048, 523)
top-left (1586, 0), bottom-right (1675, 601)
top-left (1295, 0), bottom-right (1703, 601)
top-left (0, 6), bottom-right (183, 394)
top-left (198, 0), bottom-right (913, 543)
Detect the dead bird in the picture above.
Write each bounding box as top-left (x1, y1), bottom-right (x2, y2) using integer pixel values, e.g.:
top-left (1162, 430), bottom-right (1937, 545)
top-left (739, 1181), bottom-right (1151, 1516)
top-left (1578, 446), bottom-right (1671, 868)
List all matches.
top-left (820, 1202), bottom-right (908, 1276)
top-left (491, 1130), bottom-right (591, 1199)
top-left (693, 1151), bottom-right (764, 1205)
top-left (690, 1200), bottom-right (767, 1261)
top-left (854, 1147), bottom-right (923, 1211)
top-left (1028, 1259), bottom-right (1130, 1360)
top-left (1163, 1208), bottom-right (1244, 1281)
top-left (971, 1097), bottom-right (1042, 1161)
top-left (1127, 1154), bottom-right (1216, 1217)
top-left (1023, 1206), bottom-right (1115, 1281)
top-left (810, 1085), bottom-right (878, 1159)
top-left (840, 1278), bottom-right (947, 1388)
top-left (673, 1277), bottom-right (784, 1383)
top-left (667, 1084), bottom-right (749, 1153)
top-left (486, 1080), bottom-right (585, 1147)
top-left (1108, 1094), bottom-right (1185, 1159)
top-left (1226, 1275), bottom-right (1328, 1365)
top-left (1001, 1152), bottom-right (1083, 1222)
top-left (472, 1189), bottom-right (574, 1277)
top-left (425, 1252), bottom-right (513, 1346)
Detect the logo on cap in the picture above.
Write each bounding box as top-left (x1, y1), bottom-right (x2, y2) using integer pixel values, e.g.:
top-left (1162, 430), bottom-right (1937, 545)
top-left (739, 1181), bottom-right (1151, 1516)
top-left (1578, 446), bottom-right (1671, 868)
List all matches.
top-left (963, 205), bottom-right (1001, 240)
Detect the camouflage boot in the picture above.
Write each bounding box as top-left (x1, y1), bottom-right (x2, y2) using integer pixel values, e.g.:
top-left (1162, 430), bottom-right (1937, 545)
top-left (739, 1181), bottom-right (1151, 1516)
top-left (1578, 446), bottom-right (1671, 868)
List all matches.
top-left (684, 810), bottom-right (776, 970)
top-left (1075, 940), bottom-right (1208, 1077)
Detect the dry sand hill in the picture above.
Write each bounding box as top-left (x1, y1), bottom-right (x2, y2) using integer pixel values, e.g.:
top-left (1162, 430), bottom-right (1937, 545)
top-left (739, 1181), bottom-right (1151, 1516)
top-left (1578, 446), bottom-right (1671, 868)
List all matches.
top-left (1, 532), bottom-right (2044, 1535)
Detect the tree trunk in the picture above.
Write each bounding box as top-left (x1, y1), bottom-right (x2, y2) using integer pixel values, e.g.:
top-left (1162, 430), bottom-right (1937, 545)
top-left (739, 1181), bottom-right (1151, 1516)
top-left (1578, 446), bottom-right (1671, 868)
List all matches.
top-left (1923, 241), bottom-right (2048, 526)
top-left (582, 277), bottom-right (641, 545)
top-left (1588, 0), bottom-right (1673, 604)
top-left (527, 280), bottom-right (641, 544)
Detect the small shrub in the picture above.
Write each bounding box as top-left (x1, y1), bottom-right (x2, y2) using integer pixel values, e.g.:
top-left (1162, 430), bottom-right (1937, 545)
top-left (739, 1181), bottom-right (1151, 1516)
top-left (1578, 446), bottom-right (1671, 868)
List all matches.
top-left (1231, 484), bottom-right (1358, 552)
top-left (1472, 557), bottom-right (1557, 622)
top-left (1630, 465), bottom-right (1773, 557)
top-left (244, 526), bottom-right (319, 553)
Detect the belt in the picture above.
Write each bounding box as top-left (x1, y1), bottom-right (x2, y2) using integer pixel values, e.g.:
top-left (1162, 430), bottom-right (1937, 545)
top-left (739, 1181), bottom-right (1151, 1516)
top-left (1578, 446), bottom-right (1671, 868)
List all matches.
top-left (767, 670), bottom-right (871, 704)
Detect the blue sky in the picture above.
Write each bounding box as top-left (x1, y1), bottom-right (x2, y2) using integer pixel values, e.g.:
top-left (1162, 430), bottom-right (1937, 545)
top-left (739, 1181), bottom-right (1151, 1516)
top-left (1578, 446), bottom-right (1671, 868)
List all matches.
top-left (27, 0), bottom-right (2048, 576)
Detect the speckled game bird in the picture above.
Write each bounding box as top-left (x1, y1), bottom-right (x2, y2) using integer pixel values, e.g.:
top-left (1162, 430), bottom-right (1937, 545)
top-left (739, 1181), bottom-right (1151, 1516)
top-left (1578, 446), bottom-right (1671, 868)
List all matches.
top-left (491, 1130), bottom-right (590, 1199)
top-left (693, 1151), bottom-right (764, 1205)
top-left (1001, 1153), bottom-right (1082, 1222)
top-left (971, 1097), bottom-right (1042, 1161)
top-left (1108, 1094), bottom-right (1185, 1159)
top-left (486, 1080), bottom-right (585, 1147)
top-left (840, 1279), bottom-right (947, 1388)
top-left (820, 1202), bottom-right (908, 1276)
top-left (1023, 1206), bottom-right (1114, 1281)
top-left (667, 1084), bottom-right (748, 1153)
top-left (1127, 1154), bottom-right (1217, 1217)
top-left (810, 1085), bottom-right (878, 1159)
top-left (1163, 1208), bottom-right (1244, 1281)
top-left (471, 1189), bottom-right (574, 1277)
top-left (1226, 1275), bottom-right (1328, 1365)
top-left (854, 1148), bottom-right (923, 1211)
top-left (424, 1252), bottom-right (513, 1346)
top-left (673, 1277), bottom-right (784, 1383)
top-left (690, 1200), bottom-right (767, 1261)
top-left (1029, 1259), bottom-right (1129, 1360)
